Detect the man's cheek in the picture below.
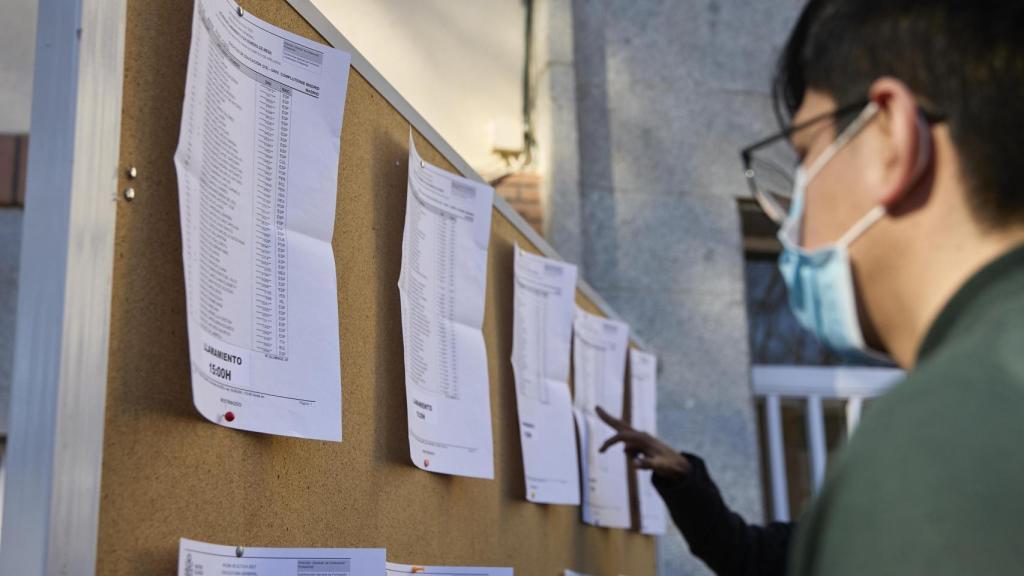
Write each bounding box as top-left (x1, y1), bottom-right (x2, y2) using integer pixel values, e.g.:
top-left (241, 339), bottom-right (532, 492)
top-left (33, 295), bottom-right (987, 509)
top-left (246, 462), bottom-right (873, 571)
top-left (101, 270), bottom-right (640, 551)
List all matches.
top-left (802, 186), bottom-right (830, 249)
top-left (805, 175), bottom-right (851, 248)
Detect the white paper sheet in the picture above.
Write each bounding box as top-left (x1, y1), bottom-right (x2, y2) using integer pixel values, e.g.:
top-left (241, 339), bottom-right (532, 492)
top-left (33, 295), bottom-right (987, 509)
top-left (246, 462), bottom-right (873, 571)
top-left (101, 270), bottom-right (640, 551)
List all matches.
top-left (630, 349), bottom-right (668, 535)
top-left (398, 136), bottom-right (495, 478)
top-left (564, 571), bottom-right (594, 576)
top-left (173, 0), bottom-right (351, 440)
top-left (511, 245), bottom-right (581, 504)
top-left (178, 538), bottom-right (385, 576)
top-left (573, 307), bottom-right (631, 528)
top-left (387, 561), bottom-right (512, 575)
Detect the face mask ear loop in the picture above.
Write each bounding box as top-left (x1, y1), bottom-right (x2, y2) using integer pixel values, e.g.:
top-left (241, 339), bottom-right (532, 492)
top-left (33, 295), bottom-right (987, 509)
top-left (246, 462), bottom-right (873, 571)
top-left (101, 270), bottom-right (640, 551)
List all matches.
top-left (800, 101), bottom-right (884, 250)
top-left (785, 102), bottom-right (883, 252)
top-left (804, 102), bottom-right (881, 181)
top-left (836, 205), bottom-right (886, 249)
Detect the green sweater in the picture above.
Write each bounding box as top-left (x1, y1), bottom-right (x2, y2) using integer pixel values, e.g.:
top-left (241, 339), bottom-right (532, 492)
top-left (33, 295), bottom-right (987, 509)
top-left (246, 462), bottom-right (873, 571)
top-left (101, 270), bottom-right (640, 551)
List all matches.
top-left (788, 244), bottom-right (1024, 576)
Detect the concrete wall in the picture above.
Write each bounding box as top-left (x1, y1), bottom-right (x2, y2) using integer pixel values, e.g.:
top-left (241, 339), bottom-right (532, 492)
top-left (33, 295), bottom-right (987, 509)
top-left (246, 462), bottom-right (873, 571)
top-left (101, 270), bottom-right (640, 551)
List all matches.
top-left (312, 0), bottom-right (525, 178)
top-left (0, 0), bottom-right (38, 133)
top-left (544, 1), bottom-right (804, 573)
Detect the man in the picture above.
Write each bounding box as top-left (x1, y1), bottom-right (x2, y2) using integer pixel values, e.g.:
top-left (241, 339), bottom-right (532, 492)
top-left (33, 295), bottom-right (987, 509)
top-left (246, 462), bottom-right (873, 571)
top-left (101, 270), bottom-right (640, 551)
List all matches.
top-left (600, 0), bottom-right (1024, 574)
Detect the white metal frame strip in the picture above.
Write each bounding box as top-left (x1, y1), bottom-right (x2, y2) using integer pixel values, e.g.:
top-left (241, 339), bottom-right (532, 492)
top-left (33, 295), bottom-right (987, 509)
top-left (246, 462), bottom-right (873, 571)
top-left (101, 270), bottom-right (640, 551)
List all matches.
top-left (285, 0), bottom-right (649, 351)
top-left (751, 364), bottom-right (903, 399)
top-left (764, 394), bottom-right (790, 522)
top-left (0, 0), bottom-right (126, 573)
top-left (804, 395), bottom-right (827, 493)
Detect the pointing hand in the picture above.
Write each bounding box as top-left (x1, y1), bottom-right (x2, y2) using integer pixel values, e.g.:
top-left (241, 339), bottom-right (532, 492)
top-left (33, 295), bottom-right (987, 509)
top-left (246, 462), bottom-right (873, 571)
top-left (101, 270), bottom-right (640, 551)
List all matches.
top-left (596, 406), bottom-right (691, 479)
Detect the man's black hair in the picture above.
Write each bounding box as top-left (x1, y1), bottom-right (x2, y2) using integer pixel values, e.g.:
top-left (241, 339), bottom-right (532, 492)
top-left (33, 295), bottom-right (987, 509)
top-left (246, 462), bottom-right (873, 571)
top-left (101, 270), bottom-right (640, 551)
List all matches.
top-left (774, 0), bottom-right (1024, 228)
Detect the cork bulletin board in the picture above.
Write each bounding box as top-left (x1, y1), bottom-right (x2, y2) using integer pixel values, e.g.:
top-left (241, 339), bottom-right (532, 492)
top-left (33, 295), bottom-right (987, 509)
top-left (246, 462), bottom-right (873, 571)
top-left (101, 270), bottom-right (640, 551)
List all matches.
top-left (96, 1), bottom-right (656, 574)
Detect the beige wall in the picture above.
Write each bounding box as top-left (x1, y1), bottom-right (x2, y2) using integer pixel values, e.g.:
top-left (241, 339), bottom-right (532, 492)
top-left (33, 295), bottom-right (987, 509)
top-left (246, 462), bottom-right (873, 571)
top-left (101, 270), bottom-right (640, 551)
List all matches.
top-left (312, 0), bottom-right (525, 177)
top-left (0, 0), bottom-right (524, 164)
top-left (0, 0), bottom-right (38, 133)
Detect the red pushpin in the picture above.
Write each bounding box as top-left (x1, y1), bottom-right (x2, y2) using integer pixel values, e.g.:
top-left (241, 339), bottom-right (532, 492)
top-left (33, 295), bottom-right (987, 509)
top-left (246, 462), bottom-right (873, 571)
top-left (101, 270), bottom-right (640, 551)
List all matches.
top-left (225, 411), bottom-right (236, 422)
top-left (423, 458), bottom-right (430, 468)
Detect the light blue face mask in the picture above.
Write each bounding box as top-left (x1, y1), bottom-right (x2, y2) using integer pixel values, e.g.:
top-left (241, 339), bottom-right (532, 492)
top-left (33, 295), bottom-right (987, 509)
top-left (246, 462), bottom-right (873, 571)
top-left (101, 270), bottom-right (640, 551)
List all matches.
top-left (777, 103), bottom-right (890, 362)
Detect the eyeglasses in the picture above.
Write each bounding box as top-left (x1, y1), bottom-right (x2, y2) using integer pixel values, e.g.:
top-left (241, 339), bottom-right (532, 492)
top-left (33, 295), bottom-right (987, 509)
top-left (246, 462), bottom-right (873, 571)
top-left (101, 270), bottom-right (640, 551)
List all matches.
top-left (739, 99), bottom-right (945, 225)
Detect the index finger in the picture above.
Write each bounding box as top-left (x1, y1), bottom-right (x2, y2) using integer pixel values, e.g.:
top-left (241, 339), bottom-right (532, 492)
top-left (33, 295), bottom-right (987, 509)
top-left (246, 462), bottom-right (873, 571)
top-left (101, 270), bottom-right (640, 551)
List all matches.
top-left (596, 406), bottom-right (628, 431)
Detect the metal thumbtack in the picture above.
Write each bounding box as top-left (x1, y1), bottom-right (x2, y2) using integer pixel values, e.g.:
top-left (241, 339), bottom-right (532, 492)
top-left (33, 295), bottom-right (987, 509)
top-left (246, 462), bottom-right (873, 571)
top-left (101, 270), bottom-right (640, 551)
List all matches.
top-left (419, 160), bottom-right (425, 168)
top-left (123, 187), bottom-right (136, 201)
top-left (236, 5), bottom-right (244, 16)
top-left (235, 546), bottom-right (244, 558)
top-left (126, 166), bottom-right (138, 180)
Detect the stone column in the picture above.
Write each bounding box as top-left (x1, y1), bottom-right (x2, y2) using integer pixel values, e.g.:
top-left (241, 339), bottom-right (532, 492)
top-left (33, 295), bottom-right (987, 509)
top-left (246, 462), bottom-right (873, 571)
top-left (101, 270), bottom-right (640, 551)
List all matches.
top-left (547, 0), bottom-right (804, 573)
top-left (532, 0), bottom-right (585, 268)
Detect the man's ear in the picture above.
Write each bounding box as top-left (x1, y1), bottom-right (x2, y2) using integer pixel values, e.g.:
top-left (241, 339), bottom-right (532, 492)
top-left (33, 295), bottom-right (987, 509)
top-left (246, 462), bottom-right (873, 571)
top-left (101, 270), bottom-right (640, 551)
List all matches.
top-left (867, 78), bottom-right (932, 210)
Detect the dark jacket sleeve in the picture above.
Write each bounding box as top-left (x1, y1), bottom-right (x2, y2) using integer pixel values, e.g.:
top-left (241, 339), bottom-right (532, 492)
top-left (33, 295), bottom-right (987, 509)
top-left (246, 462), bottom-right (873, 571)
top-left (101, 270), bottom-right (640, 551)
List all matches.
top-left (652, 453), bottom-right (793, 576)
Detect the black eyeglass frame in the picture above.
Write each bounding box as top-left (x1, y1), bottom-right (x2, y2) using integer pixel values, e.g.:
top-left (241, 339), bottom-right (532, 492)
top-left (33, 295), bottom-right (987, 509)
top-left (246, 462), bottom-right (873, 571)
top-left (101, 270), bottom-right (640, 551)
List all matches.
top-left (739, 98), bottom-right (946, 223)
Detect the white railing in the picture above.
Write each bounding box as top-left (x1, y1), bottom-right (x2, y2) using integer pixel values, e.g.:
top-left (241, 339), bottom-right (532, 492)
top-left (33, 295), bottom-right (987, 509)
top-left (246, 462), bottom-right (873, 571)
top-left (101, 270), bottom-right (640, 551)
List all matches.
top-left (751, 365), bottom-right (904, 522)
